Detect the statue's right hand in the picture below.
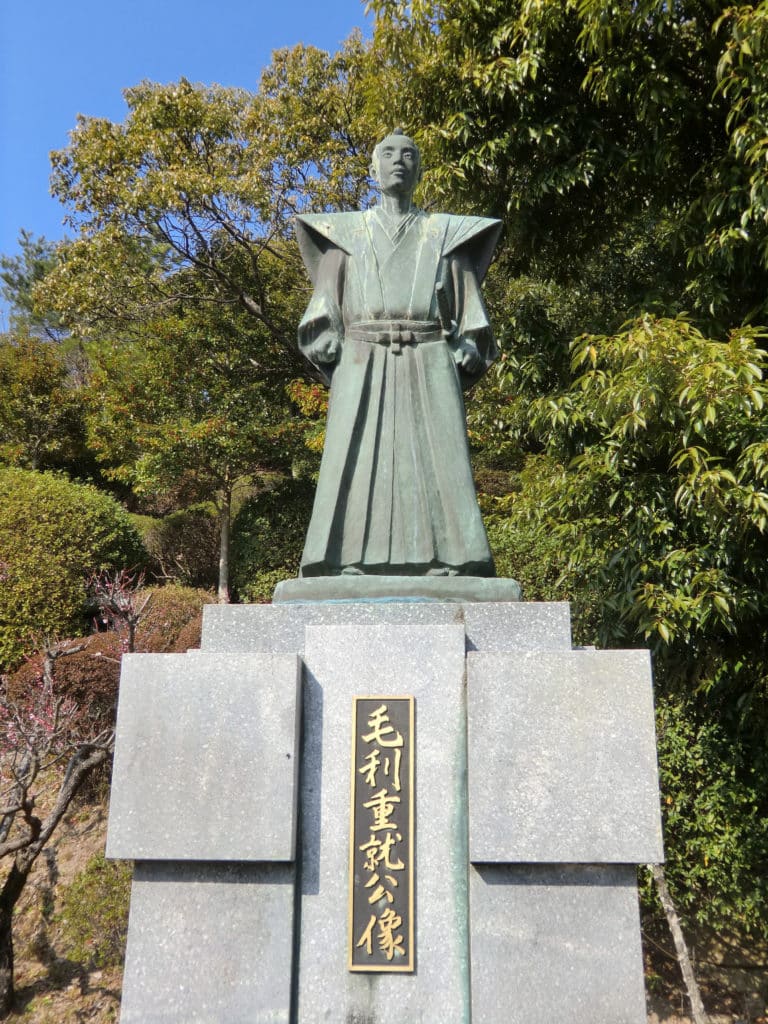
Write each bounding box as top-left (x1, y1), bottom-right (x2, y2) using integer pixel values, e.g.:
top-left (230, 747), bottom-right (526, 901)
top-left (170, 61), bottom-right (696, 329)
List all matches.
top-left (305, 331), bottom-right (340, 365)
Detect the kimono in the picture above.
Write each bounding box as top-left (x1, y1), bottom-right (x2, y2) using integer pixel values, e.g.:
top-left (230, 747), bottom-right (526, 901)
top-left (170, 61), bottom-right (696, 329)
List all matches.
top-left (295, 206), bottom-right (502, 577)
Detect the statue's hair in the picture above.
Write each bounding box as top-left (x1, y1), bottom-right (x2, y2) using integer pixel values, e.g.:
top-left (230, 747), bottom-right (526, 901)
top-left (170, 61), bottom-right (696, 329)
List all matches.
top-left (370, 128), bottom-right (422, 185)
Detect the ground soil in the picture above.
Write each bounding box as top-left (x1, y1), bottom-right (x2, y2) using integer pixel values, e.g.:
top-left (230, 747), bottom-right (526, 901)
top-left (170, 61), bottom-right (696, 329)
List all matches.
top-left (3, 800), bottom-right (122, 1024)
top-left (643, 917), bottom-right (768, 1024)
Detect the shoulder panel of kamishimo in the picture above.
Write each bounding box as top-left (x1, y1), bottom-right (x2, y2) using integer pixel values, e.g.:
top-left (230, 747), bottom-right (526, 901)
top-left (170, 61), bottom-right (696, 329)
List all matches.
top-left (437, 214), bottom-right (503, 283)
top-left (440, 214), bottom-right (503, 255)
top-left (295, 212), bottom-right (365, 255)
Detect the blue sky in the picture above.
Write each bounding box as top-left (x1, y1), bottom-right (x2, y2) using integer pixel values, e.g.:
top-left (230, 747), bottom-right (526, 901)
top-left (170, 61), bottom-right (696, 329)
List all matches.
top-left (0, 0), bottom-right (370, 327)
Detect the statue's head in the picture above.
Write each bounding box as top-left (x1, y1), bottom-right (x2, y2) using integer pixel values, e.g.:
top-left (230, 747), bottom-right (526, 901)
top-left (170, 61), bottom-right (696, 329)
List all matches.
top-left (370, 128), bottom-right (422, 197)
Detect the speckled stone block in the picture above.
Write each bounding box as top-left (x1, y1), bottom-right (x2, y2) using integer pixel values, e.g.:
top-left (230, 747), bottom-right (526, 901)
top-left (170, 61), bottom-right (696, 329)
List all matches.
top-left (467, 649), bottom-right (664, 863)
top-left (469, 864), bottom-right (647, 1024)
top-left (463, 601), bottom-right (571, 651)
top-left (119, 861), bottom-right (295, 1024)
top-left (200, 600), bottom-right (571, 654)
top-left (106, 652), bottom-right (301, 861)
top-left (297, 624), bottom-right (470, 1024)
top-left (110, 601), bottom-right (661, 1024)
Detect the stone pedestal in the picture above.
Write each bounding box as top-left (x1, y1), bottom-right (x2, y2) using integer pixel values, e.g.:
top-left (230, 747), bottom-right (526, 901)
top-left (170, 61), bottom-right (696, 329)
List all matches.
top-left (107, 599), bottom-right (663, 1023)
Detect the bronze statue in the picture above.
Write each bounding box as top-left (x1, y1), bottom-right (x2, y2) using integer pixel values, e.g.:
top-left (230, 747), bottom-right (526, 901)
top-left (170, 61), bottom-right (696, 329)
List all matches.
top-left (295, 130), bottom-right (501, 577)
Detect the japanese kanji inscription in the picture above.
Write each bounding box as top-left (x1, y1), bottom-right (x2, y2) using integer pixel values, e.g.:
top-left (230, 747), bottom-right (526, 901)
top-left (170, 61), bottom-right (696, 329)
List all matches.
top-left (349, 697), bottom-right (415, 972)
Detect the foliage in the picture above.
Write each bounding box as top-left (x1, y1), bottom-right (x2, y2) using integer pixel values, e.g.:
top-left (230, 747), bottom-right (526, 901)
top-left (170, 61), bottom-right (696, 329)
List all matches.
top-left (25, 38), bottom-right (387, 601)
top-left (131, 507), bottom-right (220, 589)
top-left (39, 39), bottom-right (377, 345)
top-left (133, 584), bottom-right (215, 653)
top-left (230, 477), bottom-right (315, 601)
top-left (0, 468), bottom-right (145, 670)
top-left (520, 318), bottom-right (768, 685)
top-left (483, 456), bottom-right (604, 644)
top-left (81, 303), bottom-right (304, 600)
top-left (0, 328), bottom-right (86, 473)
top-left (648, 696), bottom-right (768, 936)
top-left (6, 634), bottom-right (122, 737)
top-left (0, 232), bottom-right (66, 341)
top-left (486, 314), bottom-right (768, 932)
top-left (369, 0), bottom-right (768, 327)
top-left (57, 854), bottom-right (131, 969)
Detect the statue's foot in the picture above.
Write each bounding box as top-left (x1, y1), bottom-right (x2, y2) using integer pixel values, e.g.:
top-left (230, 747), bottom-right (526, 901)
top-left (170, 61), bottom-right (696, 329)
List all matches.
top-left (340, 565), bottom-right (364, 575)
top-left (426, 566), bottom-right (459, 577)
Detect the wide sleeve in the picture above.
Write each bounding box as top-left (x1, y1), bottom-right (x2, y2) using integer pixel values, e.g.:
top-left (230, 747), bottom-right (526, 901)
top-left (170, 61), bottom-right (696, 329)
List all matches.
top-left (297, 246), bottom-right (346, 387)
top-left (451, 249), bottom-right (499, 390)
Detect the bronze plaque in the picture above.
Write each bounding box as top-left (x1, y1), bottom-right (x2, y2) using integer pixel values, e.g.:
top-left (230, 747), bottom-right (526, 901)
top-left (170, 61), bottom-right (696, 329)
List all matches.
top-left (348, 697), bottom-right (415, 972)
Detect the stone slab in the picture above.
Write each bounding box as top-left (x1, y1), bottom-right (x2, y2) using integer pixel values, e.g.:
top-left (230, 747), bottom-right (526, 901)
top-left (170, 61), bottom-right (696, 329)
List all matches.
top-left (119, 861), bottom-right (295, 1024)
top-left (273, 573), bottom-right (522, 603)
top-left (467, 649), bottom-right (664, 863)
top-left (297, 624), bottom-right (470, 1023)
top-left (469, 864), bottom-right (646, 1024)
top-left (106, 652), bottom-right (301, 861)
top-left (200, 600), bottom-right (571, 654)
top-left (463, 600), bottom-right (571, 651)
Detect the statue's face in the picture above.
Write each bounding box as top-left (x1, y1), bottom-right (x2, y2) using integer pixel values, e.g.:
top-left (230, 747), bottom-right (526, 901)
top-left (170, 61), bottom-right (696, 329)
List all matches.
top-left (375, 136), bottom-right (420, 197)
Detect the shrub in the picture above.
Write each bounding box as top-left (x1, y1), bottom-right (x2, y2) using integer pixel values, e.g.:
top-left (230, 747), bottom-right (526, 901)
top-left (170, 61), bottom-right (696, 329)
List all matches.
top-left (231, 478), bottom-right (314, 601)
top-left (6, 632), bottom-right (122, 735)
top-left (131, 504), bottom-right (219, 589)
top-left (57, 853), bottom-right (132, 969)
top-left (134, 584), bottom-right (215, 653)
top-left (645, 696), bottom-right (768, 939)
top-left (0, 468), bottom-right (146, 670)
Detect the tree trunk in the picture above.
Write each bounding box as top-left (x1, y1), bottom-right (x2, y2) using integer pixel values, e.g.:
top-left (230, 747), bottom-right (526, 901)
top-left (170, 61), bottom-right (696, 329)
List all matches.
top-left (218, 490), bottom-right (232, 604)
top-left (0, 743), bottom-right (110, 1018)
top-left (0, 859), bottom-right (31, 1018)
top-left (651, 864), bottom-right (710, 1024)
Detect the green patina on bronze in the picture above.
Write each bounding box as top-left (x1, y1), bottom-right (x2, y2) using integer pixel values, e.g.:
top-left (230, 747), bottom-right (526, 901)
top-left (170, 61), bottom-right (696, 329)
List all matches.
top-left (295, 130), bottom-right (502, 579)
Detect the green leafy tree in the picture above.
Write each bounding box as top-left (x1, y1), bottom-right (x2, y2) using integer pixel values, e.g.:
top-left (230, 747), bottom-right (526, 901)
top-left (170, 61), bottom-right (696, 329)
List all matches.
top-left (83, 301), bottom-right (303, 601)
top-left (369, 0), bottom-right (768, 327)
top-left (31, 41), bottom-right (385, 597)
top-left (0, 232), bottom-right (66, 341)
top-left (0, 327), bottom-right (86, 472)
top-left (486, 315), bottom-right (768, 934)
top-left (39, 39), bottom-right (378, 347)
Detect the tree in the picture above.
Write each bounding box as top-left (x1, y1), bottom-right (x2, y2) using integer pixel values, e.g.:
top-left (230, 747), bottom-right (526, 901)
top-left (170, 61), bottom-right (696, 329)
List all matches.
top-left (83, 300), bottom-right (304, 601)
top-left (0, 640), bottom-right (114, 1016)
top-left (39, 39), bottom-right (378, 348)
top-left (486, 315), bottom-right (768, 937)
top-left (369, 0), bottom-right (768, 328)
top-left (0, 232), bottom-right (66, 342)
top-left (0, 327), bottom-right (86, 472)
top-left (32, 41), bottom-right (384, 598)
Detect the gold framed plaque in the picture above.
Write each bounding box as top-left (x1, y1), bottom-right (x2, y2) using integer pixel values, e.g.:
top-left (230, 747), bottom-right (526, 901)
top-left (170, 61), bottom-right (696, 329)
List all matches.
top-left (348, 697), bottom-right (415, 972)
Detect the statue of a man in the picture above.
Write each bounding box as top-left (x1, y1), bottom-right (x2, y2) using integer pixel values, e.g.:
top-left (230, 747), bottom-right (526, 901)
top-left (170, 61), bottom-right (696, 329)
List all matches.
top-left (295, 129), bottom-right (502, 578)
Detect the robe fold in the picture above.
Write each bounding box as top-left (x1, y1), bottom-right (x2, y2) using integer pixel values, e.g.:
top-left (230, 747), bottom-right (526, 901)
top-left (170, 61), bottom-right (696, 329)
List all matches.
top-left (295, 207), bottom-right (502, 577)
